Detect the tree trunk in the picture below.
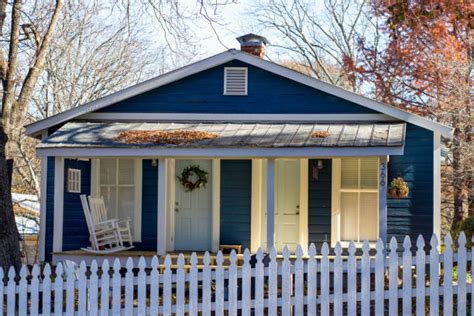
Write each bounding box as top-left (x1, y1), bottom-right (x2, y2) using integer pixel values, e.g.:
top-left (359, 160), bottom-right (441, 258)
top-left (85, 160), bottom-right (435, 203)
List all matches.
top-left (0, 127), bottom-right (21, 272)
top-left (451, 133), bottom-right (466, 224)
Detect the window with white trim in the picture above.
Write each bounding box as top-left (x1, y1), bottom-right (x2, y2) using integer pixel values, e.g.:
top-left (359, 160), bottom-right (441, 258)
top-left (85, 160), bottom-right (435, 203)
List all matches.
top-left (332, 157), bottom-right (379, 245)
top-left (224, 67), bottom-right (248, 95)
top-left (94, 158), bottom-right (142, 241)
top-left (67, 168), bottom-right (81, 193)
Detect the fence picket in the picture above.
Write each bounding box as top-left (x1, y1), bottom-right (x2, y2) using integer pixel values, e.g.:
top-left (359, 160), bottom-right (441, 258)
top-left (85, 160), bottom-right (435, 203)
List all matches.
top-left (163, 255), bottom-right (172, 316)
top-left (188, 253), bottom-right (198, 316)
top-left (361, 241), bottom-right (371, 315)
top-left (307, 244), bottom-right (317, 316)
top-left (255, 249), bottom-right (265, 316)
top-left (443, 234), bottom-right (453, 316)
top-left (18, 265), bottom-right (28, 316)
top-left (138, 257), bottom-right (147, 316)
top-left (415, 235), bottom-right (426, 316)
top-left (228, 251), bottom-right (238, 316)
top-left (42, 264), bottom-right (52, 316)
top-left (457, 232), bottom-right (467, 316)
top-left (333, 242), bottom-right (343, 316)
top-left (402, 236), bottom-right (412, 315)
top-left (124, 258), bottom-right (134, 316)
top-left (429, 235), bottom-right (439, 316)
top-left (202, 252), bottom-right (212, 316)
top-left (347, 242), bottom-right (357, 315)
top-left (78, 262), bottom-right (87, 315)
top-left (321, 243), bottom-right (330, 316)
top-left (281, 246), bottom-right (292, 316)
top-left (150, 256), bottom-right (160, 316)
top-left (65, 263), bottom-right (75, 316)
top-left (112, 259), bottom-right (121, 315)
top-left (7, 267), bottom-right (15, 316)
top-left (268, 247), bottom-right (278, 316)
top-left (30, 265), bottom-right (40, 316)
top-left (294, 246), bottom-right (304, 316)
top-left (100, 260), bottom-right (110, 316)
top-left (388, 237), bottom-right (398, 316)
top-left (375, 239), bottom-right (385, 316)
top-left (176, 255), bottom-right (186, 316)
top-left (89, 260), bottom-right (99, 316)
top-left (241, 249), bottom-right (251, 316)
top-left (54, 263), bottom-right (64, 316)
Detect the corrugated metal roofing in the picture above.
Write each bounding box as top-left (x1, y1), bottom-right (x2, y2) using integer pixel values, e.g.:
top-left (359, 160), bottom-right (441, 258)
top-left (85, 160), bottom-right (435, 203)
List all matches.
top-left (39, 122), bottom-right (406, 149)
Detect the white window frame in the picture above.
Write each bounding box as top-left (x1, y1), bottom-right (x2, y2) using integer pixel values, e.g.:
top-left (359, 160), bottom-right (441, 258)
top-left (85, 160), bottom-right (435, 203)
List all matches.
top-left (223, 67), bottom-right (248, 95)
top-left (331, 157), bottom-right (379, 247)
top-left (91, 158), bottom-right (142, 242)
top-left (67, 168), bottom-right (81, 193)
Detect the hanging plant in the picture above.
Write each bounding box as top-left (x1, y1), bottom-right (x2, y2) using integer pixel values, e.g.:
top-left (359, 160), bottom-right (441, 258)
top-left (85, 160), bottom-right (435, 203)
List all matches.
top-left (388, 177), bottom-right (409, 199)
top-left (177, 165), bottom-right (209, 192)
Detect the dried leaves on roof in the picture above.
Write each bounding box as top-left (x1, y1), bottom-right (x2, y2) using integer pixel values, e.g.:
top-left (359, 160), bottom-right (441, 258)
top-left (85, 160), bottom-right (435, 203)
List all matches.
top-left (311, 130), bottom-right (331, 138)
top-left (116, 130), bottom-right (218, 145)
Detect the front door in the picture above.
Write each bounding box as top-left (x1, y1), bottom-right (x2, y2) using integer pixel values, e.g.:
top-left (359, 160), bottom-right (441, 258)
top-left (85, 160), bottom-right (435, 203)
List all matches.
top-left (275, 159), bottom-right (301, 252)
top-left (174, 160), bottom-right (212, 251)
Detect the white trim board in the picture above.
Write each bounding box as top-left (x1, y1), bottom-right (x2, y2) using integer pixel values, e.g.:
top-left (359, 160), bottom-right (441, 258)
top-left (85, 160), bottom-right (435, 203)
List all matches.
top-left (25, 49), bottom-right (453, 138)
top-left (53, 157), bottom-right (64, 253)
top-left (80, 113), bottom-right (397, 122)
top-left (37, 146), bottom-right (405, 158)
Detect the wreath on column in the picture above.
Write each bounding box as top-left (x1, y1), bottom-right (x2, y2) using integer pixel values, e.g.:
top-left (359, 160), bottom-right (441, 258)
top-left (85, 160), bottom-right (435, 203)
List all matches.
top-left (177, 165), bottom-right (209, 192)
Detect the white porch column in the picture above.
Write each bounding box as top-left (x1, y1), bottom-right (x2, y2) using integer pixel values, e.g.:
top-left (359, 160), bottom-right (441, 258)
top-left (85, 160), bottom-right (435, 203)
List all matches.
top-left (379, 156), bottom-right (388, 245)
top-left (266, 158), bottom-right (275, 251)
top-left (211, 159), bottom-right (221, 253)
top-left (157, 159), bottom-right (168, 255)
top-left (433, 132), bottom-right (441, 239)
top-left (53, 157), bottom-right (64, 253)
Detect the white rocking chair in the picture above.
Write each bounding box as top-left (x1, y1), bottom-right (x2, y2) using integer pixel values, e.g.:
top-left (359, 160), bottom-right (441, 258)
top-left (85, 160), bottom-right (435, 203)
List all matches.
top-left (80, 195), bottom-right (134, 254)
top-left (88, 196), bottom-right (134, 248)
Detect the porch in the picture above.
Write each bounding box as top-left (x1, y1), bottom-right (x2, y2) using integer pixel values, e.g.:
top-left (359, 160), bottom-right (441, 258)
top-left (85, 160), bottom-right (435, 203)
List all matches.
top-left (39, 121), bottom-right (405, 263)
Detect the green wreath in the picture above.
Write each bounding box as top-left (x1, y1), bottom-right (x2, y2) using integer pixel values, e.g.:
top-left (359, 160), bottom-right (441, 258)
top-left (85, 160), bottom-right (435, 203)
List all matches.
top-left (177, 165), bottom-right (208, 192)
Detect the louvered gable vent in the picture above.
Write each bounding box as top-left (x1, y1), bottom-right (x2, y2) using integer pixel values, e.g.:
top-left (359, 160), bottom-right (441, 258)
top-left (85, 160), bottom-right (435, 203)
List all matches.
top-left (224, 67), bottom-right (248, 95)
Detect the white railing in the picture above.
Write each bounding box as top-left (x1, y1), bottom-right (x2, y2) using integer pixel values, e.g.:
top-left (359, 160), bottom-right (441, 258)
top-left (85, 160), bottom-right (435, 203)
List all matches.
top-left (1, 233), bottom-right (473, 315)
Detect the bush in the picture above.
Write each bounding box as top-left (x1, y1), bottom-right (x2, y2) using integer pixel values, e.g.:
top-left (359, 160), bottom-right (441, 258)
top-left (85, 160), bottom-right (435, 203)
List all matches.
top-left (450, 216), bottom-right (474, 249)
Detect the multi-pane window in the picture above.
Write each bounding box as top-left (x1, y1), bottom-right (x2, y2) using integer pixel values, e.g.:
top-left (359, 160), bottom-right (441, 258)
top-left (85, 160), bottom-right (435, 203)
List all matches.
top-left (333, 157), bottom-right (379, 244)
top-left (96, 158), bottom-right (141, 241)
top-left (67, 168), bottom-right (81, 193)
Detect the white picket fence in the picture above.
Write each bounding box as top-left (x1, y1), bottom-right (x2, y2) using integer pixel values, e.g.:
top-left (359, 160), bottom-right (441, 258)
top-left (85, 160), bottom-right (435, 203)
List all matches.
top-left (1, 233), bottom-right (473, 315)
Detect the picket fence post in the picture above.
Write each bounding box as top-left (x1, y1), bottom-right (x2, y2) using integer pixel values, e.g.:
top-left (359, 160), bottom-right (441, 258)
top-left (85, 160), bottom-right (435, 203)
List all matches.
top-left (307, 244), bottom-right (317, 316)
top-left (241, 249), bottom-right (251, 316)
top-left (443, 234), bottom-right (453, 316)
top-left (188, 253), bottom-right (198, 316)
top-left (320, 242), bottom-right (329, 316)
top-left (375, 239), bottom-right (385, 316)
top-left (347, 241), bottom-right (357, 315)
top-left (163, 255), bottom-right (172, 316)
top-left (138, 257), bottom-right (147, 315)
top-left (281, 246), bottom-right (291, 316)
top-left (19, 265), bottom-right (28, 316)
top-left (388, 237), bottom-right (398, 316)
top-left (429, 235), bottom-right (439, 316)
top-left (150, 256), bottom-right (160, 316)
top-left (43, 263), bottom-right (52, 316)
top-left (65, 263), bottom-right (75, 316)
top-left (228, 250), bottom-right (238, 316)
top-left (268, 247), bottom-right (278, 316)
top-left (54, 263), bottom-right (64, 316)
top-left (176, 254), bottom-right (186, 316)
top-left (255, 249), bottom-right (265, 316)
top-left (361, 241), bottom-right (370, 315)
top-left (333, 242), bottom-right (343, 316)
top-left (100, 259), bottom-right (110, 316)
top-left (112, 259), bottom-right (121, 315)
top-left (30, 264), bottom-right (40, 316)
top-left (402, 236), bottom-right (412, 315)
top-left (415, 235), bottom-right (426, 316)
top-left (457, 232), bottom-right (467, 316)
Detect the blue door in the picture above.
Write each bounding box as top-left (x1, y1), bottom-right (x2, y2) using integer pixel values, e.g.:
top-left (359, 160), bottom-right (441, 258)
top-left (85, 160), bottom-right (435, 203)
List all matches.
top-left (174, 160), bottom-right (212, 251)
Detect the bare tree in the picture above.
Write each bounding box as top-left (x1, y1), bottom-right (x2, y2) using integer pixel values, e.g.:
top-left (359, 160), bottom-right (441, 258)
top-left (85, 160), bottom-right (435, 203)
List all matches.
top-left (253, 0), bottom-right (376, 92)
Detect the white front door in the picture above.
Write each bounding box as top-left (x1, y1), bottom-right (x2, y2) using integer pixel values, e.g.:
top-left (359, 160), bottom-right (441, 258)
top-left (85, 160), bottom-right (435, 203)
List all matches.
top-left (174, 160), bottom-right (212, 251)
top-left (275, 160), bottom-right (301, 252)
top-left (261, 159), bottom-right (301, 252)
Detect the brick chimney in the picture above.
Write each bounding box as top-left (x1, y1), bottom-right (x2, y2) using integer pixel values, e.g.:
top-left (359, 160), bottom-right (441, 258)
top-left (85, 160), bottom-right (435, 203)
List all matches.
top-left (236, 33), bottom-right (269, 58)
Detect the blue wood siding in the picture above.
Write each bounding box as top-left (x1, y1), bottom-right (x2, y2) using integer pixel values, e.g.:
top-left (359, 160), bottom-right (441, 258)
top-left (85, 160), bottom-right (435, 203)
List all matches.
top-left (387, 123), bottom-right (433, 244)
top-left (220, 160), bottom-right (252, 249)
top-left (99, 61), bottom-right (377, 114)
top-left (134, 160), bottom-right (158, 251)
top-left (308, 159), bottom-right (332, 248)
top-left (45, 157), bottom-right (55, 262)
top-left (62, 159), bottom-right (91, 251)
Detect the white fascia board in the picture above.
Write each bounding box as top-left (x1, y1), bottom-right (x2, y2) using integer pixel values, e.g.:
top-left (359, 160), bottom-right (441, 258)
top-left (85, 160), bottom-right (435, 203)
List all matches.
top-left (37, 146), bottom-right (405, 157)
top-left (25, 49), bottom-right (453, 138)
top-left (81, 113), bottom-right (397, 122)
top-left (232, 53), bottom-right (454, 138)
top-left (25, 50), bottom-right (239, 137)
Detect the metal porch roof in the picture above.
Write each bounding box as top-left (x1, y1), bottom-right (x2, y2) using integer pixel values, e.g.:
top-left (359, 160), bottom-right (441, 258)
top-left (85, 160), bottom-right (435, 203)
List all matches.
top-left (39, 122), bottom-right (406, 149)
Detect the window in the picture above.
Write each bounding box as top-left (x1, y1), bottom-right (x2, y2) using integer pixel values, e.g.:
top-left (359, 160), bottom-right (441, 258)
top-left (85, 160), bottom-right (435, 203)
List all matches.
top-left (332, 157), bottom-right (379, 245)
top-left (93, 158), bottom-right (142, 241)
top-left (67, 168), bottom-right (81, 193)
top-left (224, 67), bottom-right (248, 95)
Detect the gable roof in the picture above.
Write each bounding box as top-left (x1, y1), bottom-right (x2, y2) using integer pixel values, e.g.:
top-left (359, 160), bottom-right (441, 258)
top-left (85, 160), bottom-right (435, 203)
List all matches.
top-left (25, 49), bottom-right (454, 138)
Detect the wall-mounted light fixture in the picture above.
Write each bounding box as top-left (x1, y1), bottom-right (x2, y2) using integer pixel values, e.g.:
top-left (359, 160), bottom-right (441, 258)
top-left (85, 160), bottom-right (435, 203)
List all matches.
top-left (151, 159), bottom-right (158, 167)
top-left (312, 159), bottom-right (324, 181)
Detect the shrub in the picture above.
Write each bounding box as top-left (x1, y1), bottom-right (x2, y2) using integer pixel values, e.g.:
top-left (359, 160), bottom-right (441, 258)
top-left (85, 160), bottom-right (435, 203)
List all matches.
top-left (450, 216), bottom-right (474, 249)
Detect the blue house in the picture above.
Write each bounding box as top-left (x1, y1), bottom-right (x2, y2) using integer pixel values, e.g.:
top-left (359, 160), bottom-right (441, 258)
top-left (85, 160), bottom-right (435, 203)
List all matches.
top-left (26, 34), bottom-right (453, 263)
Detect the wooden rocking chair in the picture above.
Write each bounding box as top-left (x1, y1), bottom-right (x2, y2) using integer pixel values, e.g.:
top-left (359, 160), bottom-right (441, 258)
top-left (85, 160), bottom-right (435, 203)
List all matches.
top-left (80, 195), bottom-right (133, 254)
top-left (87, 196), bottom-right (134, 248)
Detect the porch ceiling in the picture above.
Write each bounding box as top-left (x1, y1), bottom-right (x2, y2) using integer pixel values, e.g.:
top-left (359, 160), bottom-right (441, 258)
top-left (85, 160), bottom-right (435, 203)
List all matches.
top-left (39, 121), bottom-right (406, 150)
